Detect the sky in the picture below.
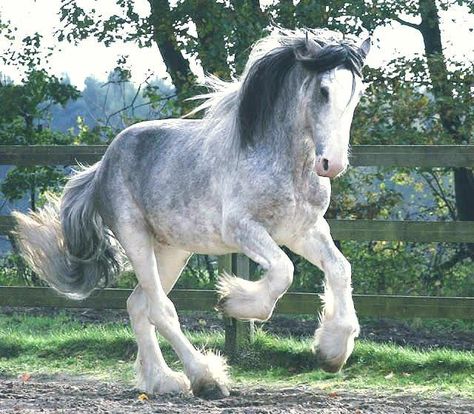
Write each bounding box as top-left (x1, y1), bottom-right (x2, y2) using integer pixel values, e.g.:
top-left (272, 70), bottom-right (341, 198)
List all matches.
top-left (0, 0), bottom-right (473, 89)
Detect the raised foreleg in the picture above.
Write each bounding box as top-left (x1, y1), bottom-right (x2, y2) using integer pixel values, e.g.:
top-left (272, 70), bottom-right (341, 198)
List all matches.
top-left (218, 218), bottom-right (294, 321)
top-left (288, 217), bottom-right (359, 373)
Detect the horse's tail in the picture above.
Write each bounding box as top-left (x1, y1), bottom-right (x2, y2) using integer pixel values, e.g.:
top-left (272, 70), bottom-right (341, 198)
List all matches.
top-left (12, 163), bottom-right (122, 299)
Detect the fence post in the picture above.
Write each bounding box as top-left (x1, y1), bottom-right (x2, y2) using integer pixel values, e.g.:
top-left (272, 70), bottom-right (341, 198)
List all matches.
top-left (218, 254), bottom-right (254, 358)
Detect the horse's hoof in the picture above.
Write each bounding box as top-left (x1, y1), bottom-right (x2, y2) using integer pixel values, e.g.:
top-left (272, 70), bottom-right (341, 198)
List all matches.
top-left (193, 381), bottom-right (230, 400)
top-left (319, 360), bottom-right (342, 373)
top-left (315, 350), bottom-right (344, 373)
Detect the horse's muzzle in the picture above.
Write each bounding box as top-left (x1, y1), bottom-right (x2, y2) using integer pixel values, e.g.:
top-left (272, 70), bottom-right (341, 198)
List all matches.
top-left (315, 157), bottom-right (347, 178)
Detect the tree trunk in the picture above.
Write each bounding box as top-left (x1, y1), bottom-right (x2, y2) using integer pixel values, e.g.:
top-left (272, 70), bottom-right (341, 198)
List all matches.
top-left (231, 0), bottom-right (267, 74)
top-left (277, 0), bottom-right (296, 29)
top-left (30, 184), bottom-right (36, 212)
top-left (417, 0), bottom-right (474, 258)
top-left (418, 0), bottom-right (462, 140)
top-left (148, 0), bottom-right (196, 99)
top-left (192, 1), bottom-right (231, 79)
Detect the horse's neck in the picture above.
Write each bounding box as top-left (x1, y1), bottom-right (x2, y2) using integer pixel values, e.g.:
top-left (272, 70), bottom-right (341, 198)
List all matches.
top-left (255, 93), bottom-right (316, 183)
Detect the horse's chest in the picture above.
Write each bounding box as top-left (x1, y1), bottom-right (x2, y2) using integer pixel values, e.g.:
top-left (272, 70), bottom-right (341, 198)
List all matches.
top-left (301, 175), bottom-right (331, 212)
top-left (267, 178), bottom-right (331, 243)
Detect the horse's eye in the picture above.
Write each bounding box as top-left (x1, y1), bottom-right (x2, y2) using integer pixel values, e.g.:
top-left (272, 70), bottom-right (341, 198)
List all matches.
top-left (320, 86), bottom-right (329, 101)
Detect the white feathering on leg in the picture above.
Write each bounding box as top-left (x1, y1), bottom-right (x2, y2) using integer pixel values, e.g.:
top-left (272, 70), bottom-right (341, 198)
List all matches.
top-left (216, 272), bottom-right (274, 321)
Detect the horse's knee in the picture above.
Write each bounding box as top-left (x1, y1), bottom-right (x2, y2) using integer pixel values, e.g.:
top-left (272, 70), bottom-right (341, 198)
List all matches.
top-left (326, 255), bottom-right (351, 288)
top-left (279, 255), bottom-right (294, 284)
top-left (269, 255), bottom-right (294, 295)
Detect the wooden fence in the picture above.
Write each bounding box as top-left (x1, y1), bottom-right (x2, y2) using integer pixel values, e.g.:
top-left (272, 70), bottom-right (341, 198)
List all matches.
top-left (0, 145), bottom-right (473, 355)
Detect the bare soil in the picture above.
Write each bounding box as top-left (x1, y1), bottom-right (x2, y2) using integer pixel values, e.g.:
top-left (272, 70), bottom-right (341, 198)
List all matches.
top-left (1, 377), bottom-right (473, 414)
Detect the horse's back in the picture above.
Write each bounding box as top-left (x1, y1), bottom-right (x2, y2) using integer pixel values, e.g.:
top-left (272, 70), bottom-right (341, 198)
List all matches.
top-left (106, 118), bottom-right (202, 163)
top-left (94, 118), bottom-right (229, 252)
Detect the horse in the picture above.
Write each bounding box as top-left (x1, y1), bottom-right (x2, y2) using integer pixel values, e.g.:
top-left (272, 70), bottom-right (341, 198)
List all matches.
top-left (13, 28), bottom-right (370, 399)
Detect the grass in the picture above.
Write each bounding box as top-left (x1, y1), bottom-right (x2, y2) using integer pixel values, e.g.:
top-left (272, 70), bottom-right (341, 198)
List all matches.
top-left (0, 312), bottom-right (472, 398)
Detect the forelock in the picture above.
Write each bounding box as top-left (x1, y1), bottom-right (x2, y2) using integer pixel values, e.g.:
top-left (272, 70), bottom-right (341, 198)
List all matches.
top-left (297, 41), bottom-right (366, 77)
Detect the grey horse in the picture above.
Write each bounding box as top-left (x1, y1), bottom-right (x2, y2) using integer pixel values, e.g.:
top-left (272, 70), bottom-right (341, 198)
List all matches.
top-left (14, 28), bottom-right (370, 399)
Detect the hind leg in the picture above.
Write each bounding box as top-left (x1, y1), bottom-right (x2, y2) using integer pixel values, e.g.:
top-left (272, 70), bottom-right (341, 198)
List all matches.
top-left (119, 223), bottom-right (229, 399)
top-left (127, 246), bottom-right (191, 394)
top-left (128, 286), bottom-right (191, 394)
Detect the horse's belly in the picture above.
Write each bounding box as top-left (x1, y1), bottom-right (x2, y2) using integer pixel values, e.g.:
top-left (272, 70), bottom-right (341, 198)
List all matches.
top-left (145, 207), bottom-right (232, 254)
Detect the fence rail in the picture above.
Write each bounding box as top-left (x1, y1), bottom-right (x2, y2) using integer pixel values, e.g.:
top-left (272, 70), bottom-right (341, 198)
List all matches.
top-left (1, 287), bottom-right (472, 320)
top-left (3, 216), bottom-right (474, 242)
top-left (1, 144), bottom-right (474, 167)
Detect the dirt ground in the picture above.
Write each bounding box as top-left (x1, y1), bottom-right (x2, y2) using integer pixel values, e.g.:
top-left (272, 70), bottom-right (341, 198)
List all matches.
top-left (1, 376), bottom-right (473, 414)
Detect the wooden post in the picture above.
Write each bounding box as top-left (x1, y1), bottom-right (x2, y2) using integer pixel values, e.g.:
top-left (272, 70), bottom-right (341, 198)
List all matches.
top-left (218, 254), bottom-right (255, 358)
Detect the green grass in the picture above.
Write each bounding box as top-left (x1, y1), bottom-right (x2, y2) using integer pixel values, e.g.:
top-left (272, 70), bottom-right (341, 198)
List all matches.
top-left (0, 313), bottom-right (472, 397)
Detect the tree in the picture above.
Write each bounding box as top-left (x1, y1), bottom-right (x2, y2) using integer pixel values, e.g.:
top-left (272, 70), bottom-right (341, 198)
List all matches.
top-left (0, 30), bottom-right (80, 210)
top-left (351, 0), bottom-right (474, 259)
top-left (57, 0), bottom-right (271, 104)
top-left (57, 1), bottom-right (380, 93)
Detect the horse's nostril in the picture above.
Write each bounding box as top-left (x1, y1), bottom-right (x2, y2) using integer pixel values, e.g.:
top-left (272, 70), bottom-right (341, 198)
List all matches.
top-left (322, 158), bottom-right (329, 171)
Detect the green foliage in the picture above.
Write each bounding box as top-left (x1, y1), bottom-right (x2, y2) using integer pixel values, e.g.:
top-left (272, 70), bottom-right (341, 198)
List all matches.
top-left (176, 255), bottom-right (219, 289)
top-left (115, 255), bottom-right (219, 290)
top-left (0, 29), bottom-right (80, 208)
top-left (1, 167), bottom-right (65, 205)
top-left (345, 240), bottom-right (473, 296)
top-left (0, 254), bottom-right (35, 287)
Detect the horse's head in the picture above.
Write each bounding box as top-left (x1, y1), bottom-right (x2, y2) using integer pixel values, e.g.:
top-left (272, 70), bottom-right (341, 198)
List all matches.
top-left (296, 36), bottom-right (371, 178)
top-left (204, 29), bottom-right (370, 177)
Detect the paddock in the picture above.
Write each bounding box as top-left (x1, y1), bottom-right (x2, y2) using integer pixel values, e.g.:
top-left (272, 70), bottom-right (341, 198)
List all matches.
top-left (0, 144), bottom-right (473, 412)
top-left (0, 307), bottom-right (473, 413)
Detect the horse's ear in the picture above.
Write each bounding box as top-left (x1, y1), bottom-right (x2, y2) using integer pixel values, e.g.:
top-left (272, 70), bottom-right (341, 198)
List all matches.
top-left (295, 35), bottom-right (322, 62)
top-left (359, 37), bottom-right (371, 58)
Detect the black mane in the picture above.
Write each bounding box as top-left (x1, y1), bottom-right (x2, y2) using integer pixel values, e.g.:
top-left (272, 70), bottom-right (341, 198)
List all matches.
top-left (301, 41), bottom-right (365, 77)
top-left (237, 37), bottom-right (366, 148)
